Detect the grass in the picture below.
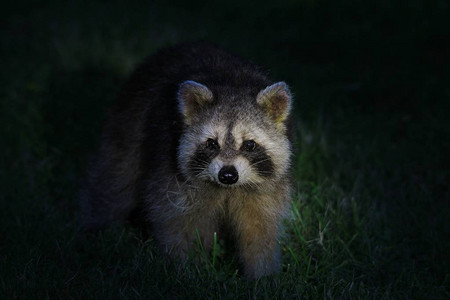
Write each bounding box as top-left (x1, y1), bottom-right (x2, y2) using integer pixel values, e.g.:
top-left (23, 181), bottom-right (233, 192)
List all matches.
top-left (1, 0), bottom-right (449, 298)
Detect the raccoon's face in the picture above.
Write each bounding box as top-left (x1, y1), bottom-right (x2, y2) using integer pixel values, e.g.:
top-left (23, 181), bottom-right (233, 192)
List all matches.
top-left (177, 81), bottom-right (292, 188)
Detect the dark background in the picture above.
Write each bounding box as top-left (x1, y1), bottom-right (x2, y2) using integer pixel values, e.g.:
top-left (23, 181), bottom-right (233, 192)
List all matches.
top-left (1, 0), bottom-right (449, 298)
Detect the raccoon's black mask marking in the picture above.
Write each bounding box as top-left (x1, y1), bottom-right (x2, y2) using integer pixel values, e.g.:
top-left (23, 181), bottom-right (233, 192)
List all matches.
top-left (241, 145), bottom-right (274, 178)
top-left (188, 139), bottom-right (275, 179)
top-left (188, 143), bottom-right (220, 176)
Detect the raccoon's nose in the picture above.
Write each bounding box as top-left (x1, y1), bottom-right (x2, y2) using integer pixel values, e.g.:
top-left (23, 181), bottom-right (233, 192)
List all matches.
top-left (218, 166), bottom-right (239, 185)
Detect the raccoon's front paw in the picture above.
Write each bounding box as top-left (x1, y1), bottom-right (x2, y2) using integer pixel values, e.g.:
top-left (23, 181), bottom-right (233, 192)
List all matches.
top-left (242, 251), bottom-right (280, 280)
top-left (162, 240), bottom-right (191, 261)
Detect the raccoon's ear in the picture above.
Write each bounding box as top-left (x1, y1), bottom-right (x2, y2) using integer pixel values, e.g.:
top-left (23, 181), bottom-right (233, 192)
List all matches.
top-left (256, 82), bottom-right (292, 126)
top-left (177, 80), bottom-right (213, 124)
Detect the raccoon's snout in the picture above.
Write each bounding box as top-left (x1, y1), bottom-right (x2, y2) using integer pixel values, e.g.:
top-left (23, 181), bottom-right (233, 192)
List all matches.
top-left (218, 166), bottom-right (239, 185)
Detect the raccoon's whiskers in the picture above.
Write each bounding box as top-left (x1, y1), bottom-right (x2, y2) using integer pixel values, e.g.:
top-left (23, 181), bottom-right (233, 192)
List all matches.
top-left (194, 173), bottom-right (210, 181)
top-left (241, 179), bottom-right (263, 191)
top-left (189, 161), bottom-right (210, 173)
top-left (165, 175), bottom-right (207, 212)
top-left (242, 158), bottom-right (272, 173)
top-left (191, 158), bottom-right (211, 165)
top-left (171, 173), bottom-right (200, 190)
top-left (165, 191), bottom-right (191, 211)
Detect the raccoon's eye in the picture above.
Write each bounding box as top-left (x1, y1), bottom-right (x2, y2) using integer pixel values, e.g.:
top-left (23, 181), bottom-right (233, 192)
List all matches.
top-left (242, 140), bottom-right (256, 152)
top-left (206, 138), bottom-right (220, 150)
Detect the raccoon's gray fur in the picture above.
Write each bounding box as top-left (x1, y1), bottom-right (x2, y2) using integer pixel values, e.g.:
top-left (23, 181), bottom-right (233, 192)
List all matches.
top-left (81, 42), bottom-right (293, 279)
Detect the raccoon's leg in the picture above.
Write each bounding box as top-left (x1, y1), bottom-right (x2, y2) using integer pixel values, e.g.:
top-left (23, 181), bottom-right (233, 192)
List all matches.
top-left (229, 192), bottom-right (288, 280)
top-left (147, 184), bottom-right (224, 259)
top-left (152, 210), bottom-right (220, 260)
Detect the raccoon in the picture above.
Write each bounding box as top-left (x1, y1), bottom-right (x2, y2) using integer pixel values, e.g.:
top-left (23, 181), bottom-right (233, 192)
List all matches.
top-left (81, 42), bottom-right (293, 279)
